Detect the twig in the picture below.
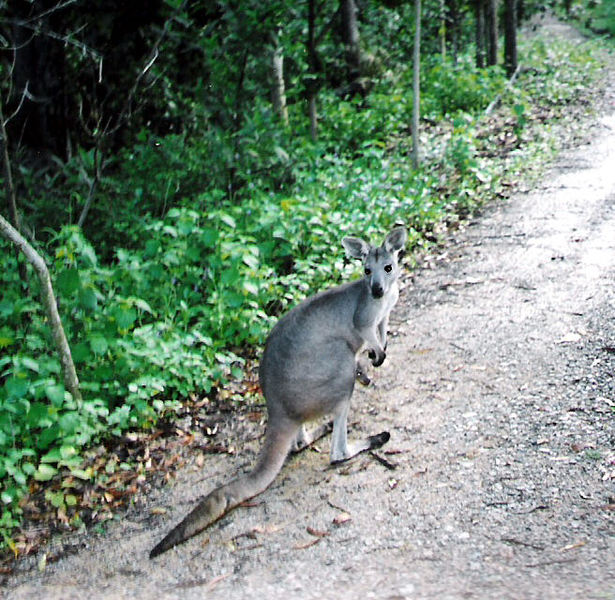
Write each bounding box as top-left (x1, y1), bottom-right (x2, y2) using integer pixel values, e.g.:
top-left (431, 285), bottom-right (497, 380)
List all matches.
top-left (173, 572), bottom-right (232, 591)
top-left (525, 557), bottom-right (578, 569)
top-left (501, 537), bottom-right (545, 551)
top-left (327, 498), bottom-right (349, 513)
top-left (485, 62), bottom-right (522, 116)
top-left (369, 451), bottom-right (398, 470)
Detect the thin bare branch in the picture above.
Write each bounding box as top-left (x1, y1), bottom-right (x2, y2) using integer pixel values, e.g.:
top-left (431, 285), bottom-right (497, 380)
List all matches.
top-left (4, 82), bottom-right (30, 125)
top-left (19, 0), bottom-right (81, 25)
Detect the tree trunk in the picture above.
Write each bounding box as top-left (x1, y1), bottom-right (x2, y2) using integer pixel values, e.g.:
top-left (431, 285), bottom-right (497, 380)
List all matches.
top-left (412, 0), bottom-right (421, 170)
top-left (0, 213), bottom-right (82, 402)
top-left (271, 31), bottom-right (289, 126)
top-left (486, 0), bottom-right (498, 67)
top-left (475, 0), bottom-right (487, 68)
top-left (340, 0), bottom-right (361, 82)
top-left (309, 96), bottom-right (318, 142)
top-left (447, 0), bottom-right (460, 64)
top-left (0, 94), bottom-right (29, 288)
top-left (504, 0), bottom-right (517, 77)
top-left (306, 0), bottom-right (321, 141)
top-left (439, 0), bottom-right (447, 60)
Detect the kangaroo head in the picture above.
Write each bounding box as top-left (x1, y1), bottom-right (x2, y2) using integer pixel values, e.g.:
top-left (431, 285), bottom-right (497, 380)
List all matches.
top-left (342, 226), bottom-right (407, 299)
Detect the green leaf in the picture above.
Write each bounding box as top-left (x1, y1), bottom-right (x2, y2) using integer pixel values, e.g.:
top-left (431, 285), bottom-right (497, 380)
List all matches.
top-left (27, 402), bottom-right (52, 428)
top-left (59, 412), bottom-right (80, 435)
top-left (242, 281), bottom-right (259, 296)
top-left (5, 378), bottom-right (28, 400)
top-left (57, 268), bottom-right (81, 295)
top-left (21, 357), bottom-right (39, 373)
top-left (115, 306), bottom-right (137, 330)
top-left (41, 448), bottom-right (62, 463)
top-left (44, 489), bottom-right (65, 508)
top-left (144, 239), bottom-right (160, 258)
top-left (220, 266), bottom-right (240, 286)
top-left (45, 384), bottom-right (65, 407)
top-left (70, 468), bottom-right (92, 481)
top-left (72, 342), bottom-right (91, 364)
top-left (0, 300), bottom-right (14, 317)
top-left (12, 469), bottom-right (26, 486)
top-left (22, 463), bottom-right (36, 476)
top-left (0, 334), bottom-right (14, 349)
top-left (219, 213), bottom-right (236, 229)
top-left (201, 228), bottom-right (219, 247)
top-left (37, 424), bottom-right (60, 450)
top-left (89, 334), bottom-right (108, 355)
top-left (79, 286), bottom-right (98, 311)
top-left (34, 463), bottom-right (58, 482)
top-left (131, 298), bottom-right (154, 314)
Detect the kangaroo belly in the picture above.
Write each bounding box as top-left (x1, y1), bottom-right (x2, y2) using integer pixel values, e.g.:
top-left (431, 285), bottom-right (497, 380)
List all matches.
top-left (260, 335), bottom-right (357, 421)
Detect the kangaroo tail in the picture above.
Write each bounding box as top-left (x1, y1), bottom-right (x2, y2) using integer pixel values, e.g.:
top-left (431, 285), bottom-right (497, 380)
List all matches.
top-left (149, 418), bottom-right (297, 559)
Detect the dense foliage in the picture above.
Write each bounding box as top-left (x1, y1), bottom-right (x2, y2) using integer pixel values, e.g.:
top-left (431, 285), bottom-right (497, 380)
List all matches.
top-left (0, 0), bottom-right (610, 555)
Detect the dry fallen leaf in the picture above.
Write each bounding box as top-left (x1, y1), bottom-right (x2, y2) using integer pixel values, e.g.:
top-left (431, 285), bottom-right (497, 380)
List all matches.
top-left (294, 538), bottom-right (321, 550)
top-left (306, 526), bottom-right (328, 538)
top-left (332, 512), bottom-right (352, 526)
top-left (560, 541), bottom-right (587, 552)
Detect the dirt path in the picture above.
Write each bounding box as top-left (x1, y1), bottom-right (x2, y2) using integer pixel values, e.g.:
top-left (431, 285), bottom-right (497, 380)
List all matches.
top-left (6, 21), bottom-right (615, 600)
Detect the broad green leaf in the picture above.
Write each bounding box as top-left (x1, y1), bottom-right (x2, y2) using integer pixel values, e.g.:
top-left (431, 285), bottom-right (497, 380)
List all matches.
top-left (115, 306), bottom-right (137, 330)
top-left (219, 213), bottom-right (236, 229)
top-left (37, 424), bottom-right (60, 450)
top-left (59, 413), bottom-right (80, 435)
top-left (89, 334), bottom-right (108, 355)
top-left (12, 470), bottom-right (26, 486)
top-left (41, 448), bottom-right (62, 463)
top-left (34, 464), bottom-right (58, 482)
top-left (242, 281), bottom-right (259, 296)
top-left (45, 384), bottom-right (65, 407)
top-left (201, 228), bottom-right (219, 247)
top-left (5, 378), bottom-right (28, 400)
top-left (27, 402), bottom-right (52, 428)
top-left (79, 287), bottom-right (98, 311)
top-left (57, 268), bottom-right (81, 296)
top-left (0, 300), bottom-right (14, 317)
top-left (72, 342), bottom-right (91, 363)
top-left (21, 357), bottom-right (39, 373)
top-left (70, 468), bottom-right (92, 480)
top-left (0, 335), bottom-right (14, 349)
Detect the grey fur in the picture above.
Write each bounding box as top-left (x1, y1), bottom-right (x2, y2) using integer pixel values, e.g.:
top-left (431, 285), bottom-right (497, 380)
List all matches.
top-left (150, 226), bottom-right (407, 558)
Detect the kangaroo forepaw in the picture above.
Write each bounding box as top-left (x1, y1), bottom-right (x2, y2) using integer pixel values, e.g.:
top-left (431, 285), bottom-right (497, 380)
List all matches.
top-left (367, 431), bottom-right (390, 450)
top-left (370, 351), bottom-right (386, 367)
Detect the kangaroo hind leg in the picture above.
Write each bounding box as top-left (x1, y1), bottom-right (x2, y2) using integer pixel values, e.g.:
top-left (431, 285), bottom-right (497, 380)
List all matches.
top-left (329, 400), bottom-right (390, 464)
top-left (291, 422), bottom-right (333, 454)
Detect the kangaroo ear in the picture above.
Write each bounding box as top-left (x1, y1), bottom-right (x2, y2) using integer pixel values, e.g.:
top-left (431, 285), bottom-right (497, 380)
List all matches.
top-left (383, 227), bottom-right (407, 253)
top-left (342, 236), bottom-right (370, 260)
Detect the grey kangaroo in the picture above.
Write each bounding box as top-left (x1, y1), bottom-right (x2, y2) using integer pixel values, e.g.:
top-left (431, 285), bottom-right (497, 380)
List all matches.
top-left (149, 226), bottom-right (407, 558)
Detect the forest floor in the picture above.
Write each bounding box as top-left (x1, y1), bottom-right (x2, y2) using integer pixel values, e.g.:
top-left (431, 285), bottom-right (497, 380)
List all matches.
top-left (4, 15), bottom-right (615, 600)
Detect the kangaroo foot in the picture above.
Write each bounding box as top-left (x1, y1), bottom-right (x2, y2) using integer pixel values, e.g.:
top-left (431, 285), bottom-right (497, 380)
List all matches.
top-left (330, 431), bottom-right (391, 465)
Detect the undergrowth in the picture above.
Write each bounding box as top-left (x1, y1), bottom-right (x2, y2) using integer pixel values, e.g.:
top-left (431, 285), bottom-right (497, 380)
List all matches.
top-left (0, 32), bottom-right (607, 555)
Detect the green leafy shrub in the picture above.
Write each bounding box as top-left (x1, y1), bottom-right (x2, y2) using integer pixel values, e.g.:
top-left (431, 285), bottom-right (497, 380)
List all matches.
top-left (422, 56), bottom-right (506, 118)
top-left (0, 25), bottom-right (606, 555)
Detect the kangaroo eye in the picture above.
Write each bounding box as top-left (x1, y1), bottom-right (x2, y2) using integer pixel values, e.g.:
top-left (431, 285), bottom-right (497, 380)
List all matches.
top-left (384, 264), bottom-right (393, 273)
top-left (364, 267), bottom-right (372, 275)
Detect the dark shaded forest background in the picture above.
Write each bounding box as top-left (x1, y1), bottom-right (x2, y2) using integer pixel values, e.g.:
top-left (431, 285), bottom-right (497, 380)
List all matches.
top-left (0, 0), bottom-right (613, 557)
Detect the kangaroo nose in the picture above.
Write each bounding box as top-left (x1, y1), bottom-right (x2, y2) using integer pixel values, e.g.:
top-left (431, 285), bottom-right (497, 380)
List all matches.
top-left (372, 284), bottom-right (384, 298)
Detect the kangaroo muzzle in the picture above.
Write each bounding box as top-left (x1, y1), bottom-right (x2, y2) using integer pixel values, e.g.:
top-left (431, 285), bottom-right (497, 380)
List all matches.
top-left (371, 283), bottom-right (384, 298)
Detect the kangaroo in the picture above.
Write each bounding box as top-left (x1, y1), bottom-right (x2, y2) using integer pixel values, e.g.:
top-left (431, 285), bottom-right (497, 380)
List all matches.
top-left (149, 226), bottom-right (407, 558)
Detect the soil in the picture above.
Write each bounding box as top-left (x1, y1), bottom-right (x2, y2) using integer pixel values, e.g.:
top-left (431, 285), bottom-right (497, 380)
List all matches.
top-left (4, 16), bottom-right (615, 600)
